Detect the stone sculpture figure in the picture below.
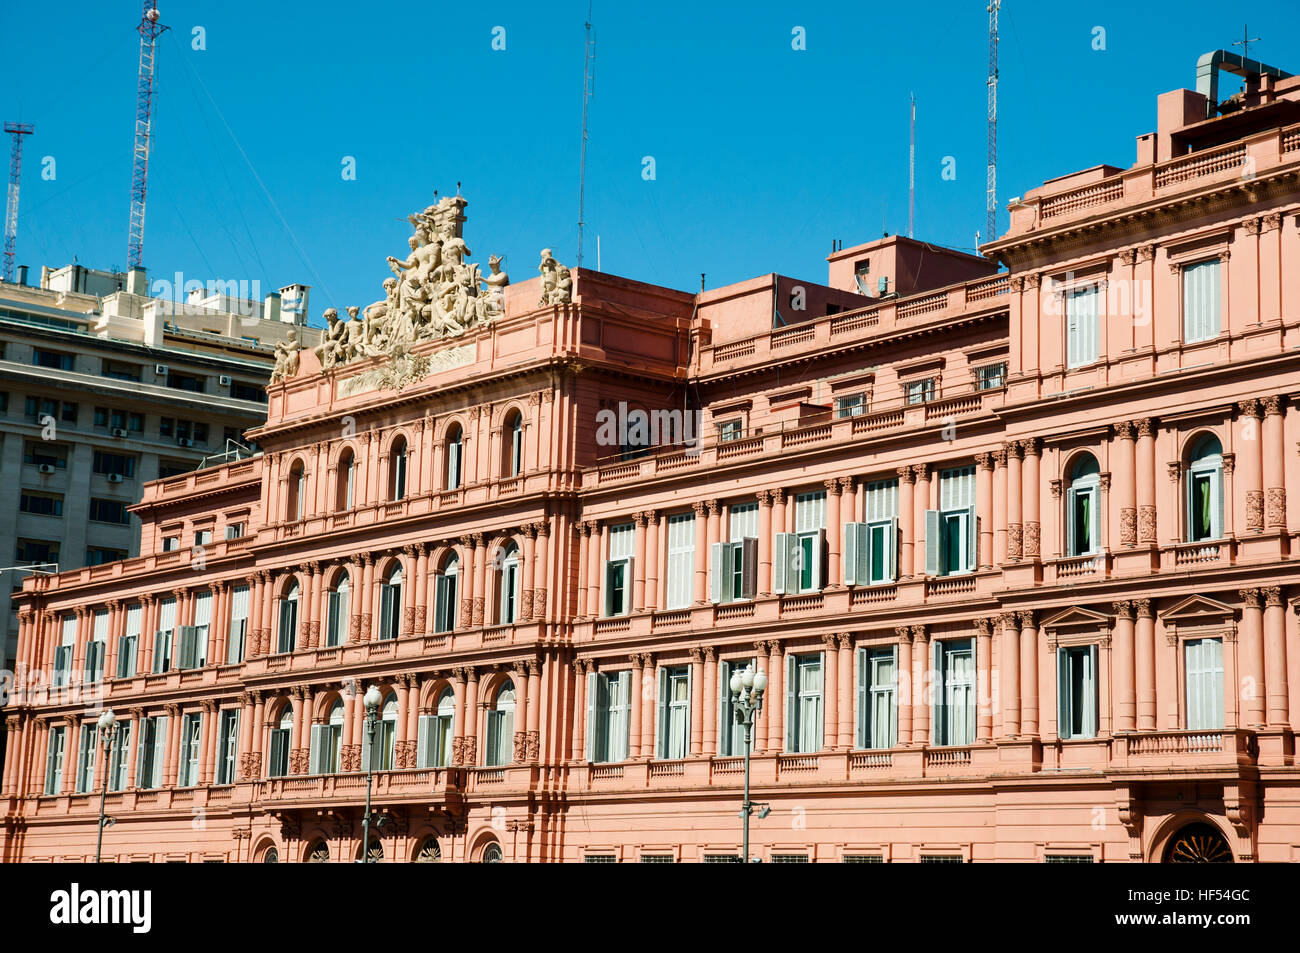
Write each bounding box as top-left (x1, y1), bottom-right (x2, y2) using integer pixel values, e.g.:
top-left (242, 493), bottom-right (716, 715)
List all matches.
top-left (270, 328), bottom-right (303, 382)
top-left (476, 254), bottom-right (509, 324)
top-left (538, 248), bottom-right (572, 306)
top-left (315, 308), bottom-right (346, 369)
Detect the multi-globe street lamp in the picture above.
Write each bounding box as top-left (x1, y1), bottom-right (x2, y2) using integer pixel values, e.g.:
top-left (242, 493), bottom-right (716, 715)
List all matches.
top-left (94, 709), bottom-right (117, 863)
top-left (360, 684), bottom-right (382, 863)
top-left (728, 663), bottom-right (769, 863)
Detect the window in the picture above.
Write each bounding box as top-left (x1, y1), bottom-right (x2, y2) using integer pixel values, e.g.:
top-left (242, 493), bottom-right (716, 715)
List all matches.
top-left (703, 853), bottom-right (742, 863)
top-left (158, 460), bottom-right (190, 479)
top-left (665, 513), bottom-right (695, 610)
top-left (159, 417), bottom-right (173, 438)
top-left (135, 715), bottom-right (168, 789)
top-left (1185, 637), bottom-right (1224, 731)
top-left (434, 558), bottom-right (457, 633)
top-left (216, 710), bottom-right (239, 784)
top-left (905, 378), bottom-right (935, 404)
top-left (1182, 259), bottom-right (1221, 343)
top-left (504, 411), bottom-right (524, 477)
top-left (153, 597), bottom-right (177, 673)
top-left (1046, 452), bottom-right (1090, 557)
top-left (445, 426), bottom-right (463, 490)
top-left (75, 724), bottom-right (97, 794)
top-left (657, 666), bottom-right (691, 759)
top-left (485, 682), bottom-right (516, 766)
top-left (23, 440), bottom-right (67, 468)
top-left (336, 448), bottom-right (355, 510)
top-left (33, 347), bottom-right (74, 371)
top-left (44, 726), bottom-right (66, 795)
top-left (717, 419), bottom-right (743, 442)
top-left (857, 646), bottom-right (898, 749)
top-left (167, 371), bottom-right (204, 393)
top-left (16, 538), bottom-right (59, 565)
top-left (785, 653), bottom-right (824, 753)
top-left (102, 359), bottom-right (141, 381)
top-left (325, 575), bottom-right (350, 647)
top-left (86, 546), bottom-right (127, 566)
top-left (89, 498), bottom-right (131, 525)
top-left (19, 491), bottom-right (63, 517)
top-left (378, 694), bottom-right (398, 770)
top-left (268, 709), bottom-right (292, 777)
top-left (496, 545), bottom-right (519, 625)
top-left (225, 522), bottom-right (246, 540)
top-left (178, 713), bottom-right (202, 787)
top-left (312, 701), bottom-right (344, 775)
top-left (92, 450), bottom-right (136, 479)
top-left (711, 537), bottom-right (757, 605)
top-left (1045, 855), bottom-right (1095, 863)
top-left (718, 657), bottom-right (757, 756)
top-left (389, 437), bottom-right (407, 500)
top-left (161, 535), bottom-right (179, 553)
top-left (194, 528), bottom-right (211, 546)
top-left (85, 610), bottom-right (108, 683)
top-left (640, 854), bottom-right (676, 863)
top-left (378, 564), bottom-right (403, 639)
top-left (933, 639), bottom-right (975, 746)
top-left (1066, 284), bottom-right (1100, 368)
top-left (774, 492), bottom-right (826, 594)
top-left (844, 479), bottom-right (898, 586)
top-left (1057, 645), bottom-right (1098, 740)
top-left (920, 855), bottom-right (965, 863)
top-left (844, 854), bottom-right (885, 863)
top-left (925, 467), bottom-right (976, 577)
top-left (117, 604), bottom-right (142, 678)
top-left (231, 381), bottom-right (266, 402)
top-left (178, 591), bottom-right (211, 669)
top-left (94, 406), bottom-right (109, 427)
top-left (277, 581), bottom-right (299, 653)
top-left (604, 522), bottom-right (634, 616)
top-left (975, 362), bottom-right (1007, 390)
top-left (287, 461), bottom-right (306, 521)
top-left (108, 722), bottom-right (132, 791)
top-left (586, 670), bottom-right (632, 763)
top-left (53, 615), bottom-right (75, 688)
top-left (836, 393), bottom-right (866, 418)
top-left (1186, 435), bottom-right (1223, 543)
top-left (418, 689), bottom-right (456, 768)
top-left (771, 854), bottom-right (810, 863)
top-left (227, 586), bottom-right (249, 663)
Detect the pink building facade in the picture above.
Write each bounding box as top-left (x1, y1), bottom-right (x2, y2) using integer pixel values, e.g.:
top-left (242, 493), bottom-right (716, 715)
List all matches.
top-left (4, 70), bottom-right (1300, 863)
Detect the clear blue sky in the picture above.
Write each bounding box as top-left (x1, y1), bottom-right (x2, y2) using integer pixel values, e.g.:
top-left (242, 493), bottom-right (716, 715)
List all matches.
top-left (3, 1), bottom-right (1296, 324)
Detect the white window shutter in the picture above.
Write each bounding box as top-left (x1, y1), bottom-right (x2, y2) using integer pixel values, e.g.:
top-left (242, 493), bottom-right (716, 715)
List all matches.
top-left (932, 641), bottom-right (943, 744)
top-left (816, 651), bottom-right (826, 744)
top-left (152, 716), bottom-right (167, 787)
top-left (924, 510), bottom-right (942, 576)
top-left (810, 528), bottom-right (826, 590)
top-left (1057, 648), bottom-right (1071, 740)
top-left (416, 715), bottom-right (433, 768)
top-left (843, 523), bottom-right (859, 586)
top-left (718, 660), bottom-right (732, 756)
top-left (709, 542), bottom-right (725, 604)
top-left (784, 654), bottom-right (797, 752)
top-left (585, 671), bottom-right (598, 761)
top-left (615, 671), bottom-right (631, 761)
top-left (740, 538), bottom-right (758, 600)
top-left (135, 721), bottom-right (149, 787)
top-left (856, 648), bottom-right (868, 747)
top-left (772, 532), bottom-right (792, 594)
top-left (1084, 645), bottom-right (1098, 737)
top-left (309, 725), bottom-right (324, 774)
top-left (886, 517), bottom-right (898, 582)
top-left (656, 667), bottom-right (668, 759)
top-left (966, 505), bottom-right (978, 572)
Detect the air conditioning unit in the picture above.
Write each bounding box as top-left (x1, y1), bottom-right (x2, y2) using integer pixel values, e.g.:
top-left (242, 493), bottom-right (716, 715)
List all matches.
top-left (107, 473), bottom-right (124, 484)
top-left (37, 463), bottom-right (55, 474)
top-left (155, 363), bottom-right (169, 376)
top-left (177, 438), bottom-right (194, 448)
top-left (219, 375), bottom-right (232, 386)
top-left (111, 427), bottom-right (128, 438)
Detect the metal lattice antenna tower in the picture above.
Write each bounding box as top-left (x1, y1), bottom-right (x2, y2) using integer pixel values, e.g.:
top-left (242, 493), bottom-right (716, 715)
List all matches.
top-left (128, 1), bottom-right (168, 271)
top-left (985, 0), bottom-right (1000, 243)
top-left (577, 1), bottom-right (595, 268)
top-left (908, 93), bottom-right (916, 239)
top-left (3, 122), bottom-right (34, 284)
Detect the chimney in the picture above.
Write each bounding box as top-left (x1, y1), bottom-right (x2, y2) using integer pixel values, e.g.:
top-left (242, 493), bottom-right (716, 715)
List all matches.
top-left (262, 291), bottom-right (281, 324)
top-left (126, 266), bottom-right (148, 296)
top-left (1155, 88), bottom-right (1207, 162)
top-left (16, 264), bottom-right (28, 286)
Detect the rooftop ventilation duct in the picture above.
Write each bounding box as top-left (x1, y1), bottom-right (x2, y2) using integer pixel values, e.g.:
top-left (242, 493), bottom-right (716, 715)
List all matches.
top-left (1196, 50), bottom-right (1292, 116)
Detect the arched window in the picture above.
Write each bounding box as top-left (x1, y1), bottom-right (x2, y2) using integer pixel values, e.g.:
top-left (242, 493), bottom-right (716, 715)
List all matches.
top-left (1186, 434), bottom-right (1223, 543)
top-left (336, 447), bottom-right (355, 511)
top-left (434, 555), bottom-right (458, 633)
top-left (307, 840), bottom-right (330, 863)
top-left (433, 688), bottom-right (455, 767)
top-left (485, 680), bottom-right (516, 767)
top-left (277, 580), bottom-right (299, 654)
top-left (359, 839), bottom-right (384, 863)
top-left (287, 460), bottom-right (306, 521)
top-left (379, 692), bottom-right (398, 770)
top-left (415, 837), bottom-right (442, 862)
top-left (496, 543), bottom-right (520, 625)
top-left (445, 425), bottom-right (463, 490)
top-left (312, 699), bottom-right (345, 773)
top-left (261, 846), bottom-right (279, 863)
top-left (268, 706), bottom-right (293, 777)
top-left (378, 563), bottom-right (403, 640)
top-left (389, 436), bottom-right (408, 501)
top-left (1065, 454), bottom-right (1101, 557)
top-left (325, 573), bottom-right (350, 648)
top-left (503, 411), bottom-right (523, 477)
top-left (480, 842), bottom-right (503, 863)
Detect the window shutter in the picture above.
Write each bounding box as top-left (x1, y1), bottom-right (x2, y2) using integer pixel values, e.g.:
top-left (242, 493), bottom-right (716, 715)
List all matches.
top-left (585, 671), bottom-right (598, 761)
top-left (135, 721), bottom-right (150, 787)
top-left (785, 654), bottom-right (797, 752)
top-left (178, 626), bottom-right (194, 670)
top-left (740, 538), bottom-right (758, 600)
top-left (932, 641), bottom-right (943, 744)
top-left (416, 715), bottom-right (433, 768)
top-left (308, 725), bottom-right (324, 774)
top-left (361, 723), bottom-right (374, 771)
top-left (816, 651), bottom-right (826, 744)
top-left (45, 731), bottom-right (60, 794)
top-left (656, 667), bottom-right (668, 758)
top-left (856, 522), bottom-right (872, 585)
top-left (152, 716), bottom-right (167, 787)
top-left (268, 730), bottom-right (285, 778)
top-left (843, 523), bottom-right (859, 586)
top-left (718, 660), bottom-right (732, 756)
top-left (924, 510), bottom-right (941, 576)
top-left (709, 542), bottom-right (725, 604)
top-left (684, 665), bottom-right (693, 756)
top-left (886, 518), bottom-right (898, 582)
top-left (615, 671), bottom-right (631, 761)
top-left (1057, 648), bottom-right (1071, 740)
top-left (153, 631), bottom-right (166, 673)
top-left (603, 561), bottom-right (616, 617)
top-left (772, 532), bottom-right (792, 594)
top-left (1085, 644), bottom-right (1098, 737)
top-left (1209, 638), bottom-right (1224, 730)
top-left (856, 648), bottom-right (868, 747)
top-left (966, 505), bottom-right (978, 572)
top-left (810, 528), bottom-right (826, 590)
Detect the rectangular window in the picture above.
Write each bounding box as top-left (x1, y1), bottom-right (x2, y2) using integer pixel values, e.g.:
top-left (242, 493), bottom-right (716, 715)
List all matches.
top-left (194, 529), bottom-right (211, 546)
top-left (905, 378), bottom-right (934, 404)
top-left (857, 646), bottom-right (898, 749)
top-left (135, 715), bottom-right (167, 789)
top-left (925, 467), bottom-right (976, 577)
top-left (89, 498), bottom-right (131, 525)
top-left (1185, 637), bottom-right (1225, 731)
top-left (86, 546), bottom-right (127, 566)
top-left (325, 582), bottom-right (350, 646)
top-left (117, 604), bottom-right (142, 678)
top-left (228, 586), bottom-right (249, 662)
top-left (153, 598), bottom-right (177, 673)
top-left (656, 666), bottom-right (691, 760)
top-left (434, 571), bottom-right (457, 634)
top-left (92, 451), bottom-right (136, 479)
top-left (161, 536), bottom-right (179, 553)
top-left (19, 491), bottom-right (63, 517)
top-left (1057, 645), bottom-right (1098, 739)
top-left (785, 653), bottom-right (824, 753)
top-left (975, 362), bottom-right (1007, 390)
top-left (167, 372), bottom-right (205, 393)
top-left (178, 712), bottom-right (202, 787)
top-left (108, 722), bottom-right (132, 792)
top-left (933, 639), bottom-right (975, 746)
top-left (102, 359), bottom-right (142, 382)
top-left (23, 440), bottom-right (67, 468)
top-left (33, 347), bottom-right (74, 371)
top-left (1067, 472), bottom-right (1101, 557)
top-left (774, 491), bottom-right (827, 595)
top-left (16, 538), bottom-right (59, 565)
top-left (225, 522), bottom-right (246, 540)
top-left (94, 406), bottom-right (110, 427)
top-left (665, 513), bottom-right (695, 610)
top-left (604, 522), bottom-right (635, 617)
top-left (85, 610), bottom-right (109, 683)
top-left (216, 710), bottom-right (239, 784)
top-left (44, 726), bottom-right (67, 795)
top-left (710, 538), bottom-right (758, 604)
top-left (1182, 259), bottom-right (1221, 343)
top-left (75, 724), bottom-right (97, 794)
top-left (717, 419), bottom-right (743, 442)
top-left (836, 393), bottom-right (866, 418)
top-left (53, 615), bottom-right (76, 688)
top-left (586, 670), bottom-right (632, 763)
top-left (231, 381), bottom-right (266, 403)
top-left (1066, 285), bottom-right (1100, 368)
top-left (845, 479), bottom-right (898, 586)
top-left (718, 657), bottom-right (757, 756)
top-left (1187, 462), bottom-right (1223, 543)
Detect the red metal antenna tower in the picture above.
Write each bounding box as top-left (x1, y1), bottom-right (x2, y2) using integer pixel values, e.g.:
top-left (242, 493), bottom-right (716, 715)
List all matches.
top-left (3, 121), bottom-right (34, 284)
top-left (128, 1), bottom-right (168, 271)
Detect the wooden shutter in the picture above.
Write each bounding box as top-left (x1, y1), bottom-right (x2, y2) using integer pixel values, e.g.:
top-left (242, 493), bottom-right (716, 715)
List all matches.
top-left (924, 510), bottom-right (942, 576)
top-left (1057, 648), bottom-right (1071, 740)
top-left (603, 561), bottom-right (616, 616)
top-left (772, 532), bottom-right (793, 594)
top-left (615, 671), bottom-right (631, 761)
top-left (709, 543), bottom-right (725, 604)
top-left (585, 671), bottom-right (598, 761)
top-left (268, 729), bottom-right (285, 777)
top-left (885, 518), bottom-right (898, 582)
top-left (152, 716), bottom-right (167, 788)
top-left (1084, 644), bottom-right (1098, 737)
top-left (309, 725), bottom-right (325, 774)
top-left (416, 715), bottom-right (432, 768)
top-left (856, 648), bottom-right (868, 747)
top-left (932, 640), bottom-right (944, 744)
top-left (740, 538), bottom-right (758, 600)
top-left (843, 523), bottom-right (859, 586)
top-left (966, 506), bottom-right (978, 572)
top-left (656, 667), bottom-right (669, 758)
top-left (135, 721), bottom-right (150, 787)
top-left (785, 654), bottom-right (797, 752)
top-left (816, 651), bottom-right (826, 745)
top-left (718, 659), bottom-right (732, 755)
top-left (810, 528), bottom-right (826, 590)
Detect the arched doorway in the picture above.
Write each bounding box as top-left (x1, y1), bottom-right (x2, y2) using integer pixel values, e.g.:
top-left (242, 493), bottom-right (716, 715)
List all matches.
top-left (1163, 822), bottom-right (1233, 863)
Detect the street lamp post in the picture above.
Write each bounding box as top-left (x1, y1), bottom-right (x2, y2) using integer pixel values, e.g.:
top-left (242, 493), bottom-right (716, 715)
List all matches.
top-left (728, 663), bottom-right (768, 863)
top-left (360, 685), bottom-right (382, 863)
top-left (94, 709), bottom-right (117, 863)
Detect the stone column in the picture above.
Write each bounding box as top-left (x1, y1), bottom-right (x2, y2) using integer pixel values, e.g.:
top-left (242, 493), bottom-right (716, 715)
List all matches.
top-left (585, 521), bottom-right (602, 617)
top-left (825, 479), bottom-right (843, 585)
top-left (757, 491), bottom-right (773, 595)
top-left (1135, 418), bottom-right (1158, 543)
top-left (414, 545), bottom-right (430, 635)
top-left (975, 453), bottom-right (994, 569)
top-left (992, 449), bottom-right (1008, 565)
top-left (1017, 611), bottom-right (1038, 737)
top-left (534, 521), bottom-right (550, 622)
top-left (836, 633), bottom-right (853, 748)
top-left (471, 534), bottom-right (486, 626)
top-left (688, 648), bottom-right (704, 756)
top-left (1262, 396), bottom-right (1286, 531)
top-left (897, 627), bottom-right (913, 745)
top-left (975, 619), bottom-right (993, 742)
top-left (463, 668), bottom-right (480, 765)
top-left (1005, 442), bottom-right (1023, 562)
top-left (1114, 421), bottom-right (1137, 547)
top-left (702, 647), bottom-right (718, 756)
top-left (525, 659), bottom-right (542, 760)
top-left (576, 523), bottom-right (590, 617)
top-left (626, 655), bottom-right (643, 758)
top-left (639, 654), bottom-right (655, 756)
top-left (520, 527), bottom-right (537, 622)
top-left (457, 537), bottom-right (474, 628)
top-left (1112, 601), bottom-right (1136, 732)
top-left (248, 692), bottom-right (265, 777)
top-left (1263, 587), bottom-right (1288, 726)
top-left (571, 660), bottom-right (589, 760)
top-left (633, 512), bottom-right (648, 612)
top-left (766, 641), bottom-right (783, 753)
top-left (771, 488), bottom-right (787, 550)
top-left (198, 700), bottom-right (216, 785)
top-left (1135, 599), bottom-right (1156, 731)
top-left (999, 612), bottom-right (1020, 737)
top-left (821, 634), bottom-right (838, 751)
top-left (644, 511), bottom-right (660, 611)
top-left (359, 554), bottom-right (375, 641)
top-left (395, 675), bottom-right (411, 766)
top-left (1238, 589), bottom-right (1266, 727)
top-left (450, 669), bottom-right (468, 763)
top-left (1020, 438), bottom-right (1041, 558)
top-left (912, 464), bottom-right (930, 577)
top-left (692, 502), bottom-right (709, 605)
top-left (1238, 400), bottom-right (1264, 533)
top-left (910, 626), bottom-right (929, 746)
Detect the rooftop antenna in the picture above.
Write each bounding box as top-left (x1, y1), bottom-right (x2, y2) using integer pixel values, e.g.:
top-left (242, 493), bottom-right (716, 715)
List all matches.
top-left (908, 92), bottom-right (916, 239)
top-left (985, 0), bottom-right (1000, 244)
top-left (577, 1), bottom-right (596, 268)
top-left (127, 1), bottom-right (168, 271)
top-left (1232, 24), bottom-right (1261, 66)
top-left (3, 121), bottom-right (34, 283)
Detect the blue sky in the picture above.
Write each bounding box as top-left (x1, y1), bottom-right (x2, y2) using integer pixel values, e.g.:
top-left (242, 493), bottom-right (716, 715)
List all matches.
top-left (3, 1), bottom-right (1296, 324)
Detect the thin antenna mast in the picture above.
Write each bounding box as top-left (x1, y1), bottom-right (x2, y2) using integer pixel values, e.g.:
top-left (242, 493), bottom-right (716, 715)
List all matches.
top-left (128, 1), bottom-right (168, 271)
top-left (985, 0), bottom-right (1000, 243)
top-left (3, 122), bottom-right (34, 283)
top-left (577, 2), bottom-right (595, 268)
top-left (908, 93), bottom-right (916, 239)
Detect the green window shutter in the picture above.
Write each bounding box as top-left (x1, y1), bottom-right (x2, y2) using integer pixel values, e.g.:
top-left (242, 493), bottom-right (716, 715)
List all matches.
top-left (843, 523), bottom-right (859, 586)
top-left (924, 510), bottom-right (942, 576)
top-left (785, 654), bottom-right (797, 752)
top-left (603, 560), bottom-right (615, 617)
top-left (772, 533), bottom-right (793, 594)
top-left (709, 542), bottom-right (725, 604)
top-left (1065, 487), bottom-right (1077, 555)
top-left (856, 647), bottom-right (868, 747)
top-left (134, 721), bottom-right (149, 787)
top-left (740, 538), bottom-right (758, 600)
top-left (966, 505), bottom-right (978, 572)
top-left (656, 667), bottom-right (669, 759)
